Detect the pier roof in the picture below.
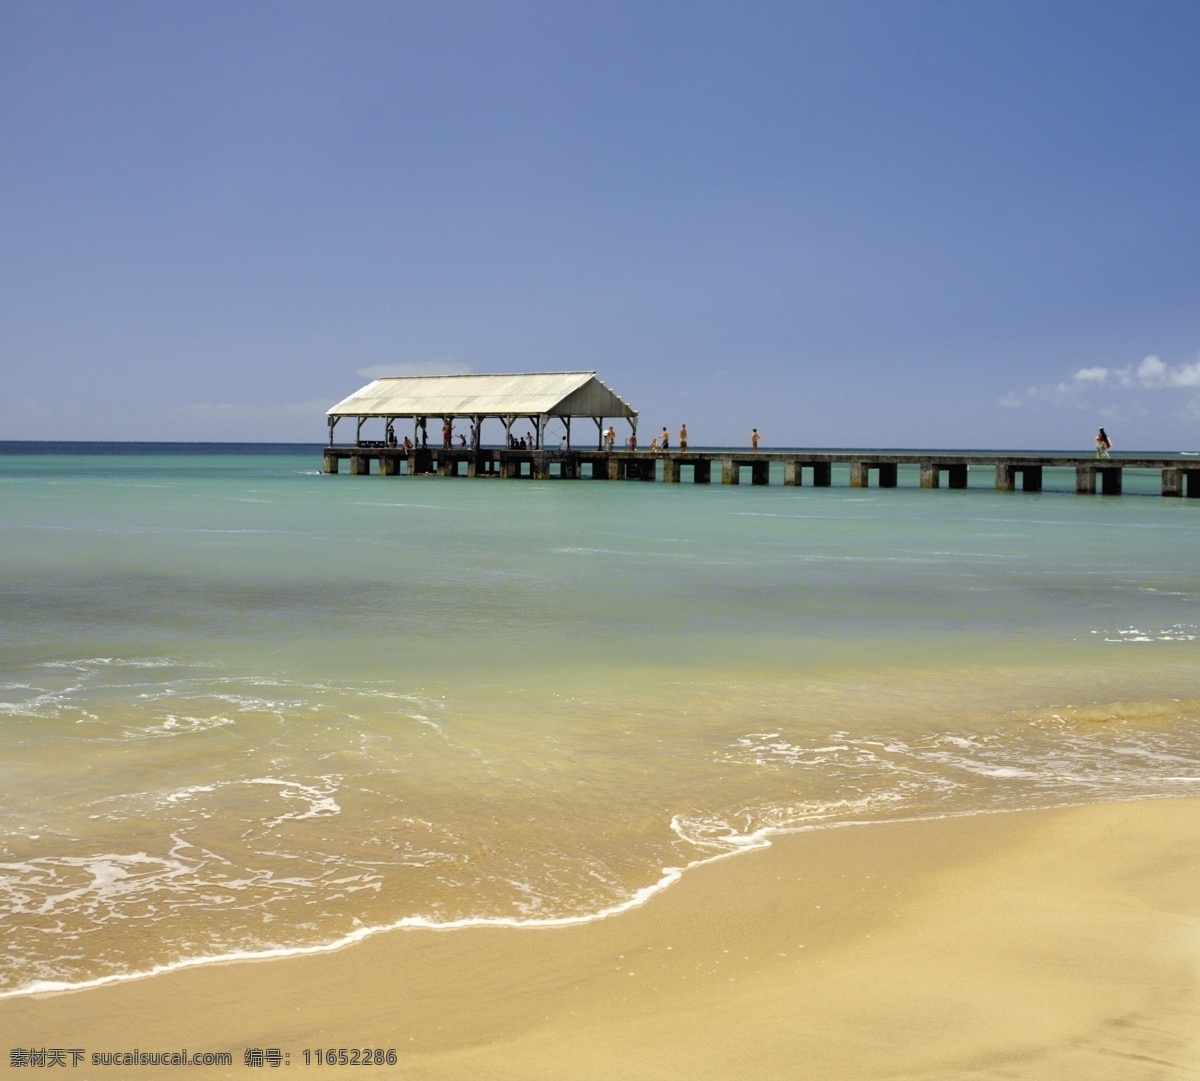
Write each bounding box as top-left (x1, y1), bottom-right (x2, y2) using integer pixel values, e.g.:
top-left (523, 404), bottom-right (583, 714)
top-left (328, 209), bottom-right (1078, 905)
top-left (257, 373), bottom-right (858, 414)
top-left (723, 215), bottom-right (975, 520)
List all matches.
top-left (327, 372), bottom-right (636, 419)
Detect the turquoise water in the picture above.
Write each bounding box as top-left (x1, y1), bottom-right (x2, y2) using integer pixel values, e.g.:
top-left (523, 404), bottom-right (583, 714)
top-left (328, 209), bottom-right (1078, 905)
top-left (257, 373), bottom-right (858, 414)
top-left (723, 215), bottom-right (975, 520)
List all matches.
top-left (1, 445), bottom-right (1198, 993)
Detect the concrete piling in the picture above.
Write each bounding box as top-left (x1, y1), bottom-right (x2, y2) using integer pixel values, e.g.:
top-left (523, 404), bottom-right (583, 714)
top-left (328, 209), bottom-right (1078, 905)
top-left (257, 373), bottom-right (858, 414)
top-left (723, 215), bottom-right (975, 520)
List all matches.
top-left (321, 446), bottom-right (1192, 499)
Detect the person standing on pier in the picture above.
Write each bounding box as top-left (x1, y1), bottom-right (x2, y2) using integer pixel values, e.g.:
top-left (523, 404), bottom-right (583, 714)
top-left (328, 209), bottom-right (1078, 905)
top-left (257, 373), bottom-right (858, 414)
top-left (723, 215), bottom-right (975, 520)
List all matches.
top-left (1096, 427), bottom-right (1112, 458)
top-left (661, 427), bottom-right (670, 451)
top-left (679, 424), bottom-right (688, 451)
top-left (751, 428), bottom-right (761, 453)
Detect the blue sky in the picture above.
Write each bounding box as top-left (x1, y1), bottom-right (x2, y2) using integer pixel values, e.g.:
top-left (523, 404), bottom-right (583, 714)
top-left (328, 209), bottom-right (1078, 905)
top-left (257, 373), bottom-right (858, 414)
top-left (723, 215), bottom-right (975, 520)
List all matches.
top-left (2, 1), bottom-right (1199, 449)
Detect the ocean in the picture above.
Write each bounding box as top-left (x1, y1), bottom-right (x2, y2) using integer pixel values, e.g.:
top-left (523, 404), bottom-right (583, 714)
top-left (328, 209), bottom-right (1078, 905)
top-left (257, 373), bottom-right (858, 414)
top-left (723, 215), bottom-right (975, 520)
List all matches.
top-left (2, 443), bottom-right (1198, 995)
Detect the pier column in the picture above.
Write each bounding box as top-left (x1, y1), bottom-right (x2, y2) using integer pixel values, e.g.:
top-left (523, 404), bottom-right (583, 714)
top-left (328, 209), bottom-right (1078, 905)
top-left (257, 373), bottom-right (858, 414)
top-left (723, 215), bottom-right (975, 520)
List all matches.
top-left (751, 460), bottom-right (770, 485)
top-left (783, 461), bottom-right (801, 486)
top-left (1076, 466), bottom-right (1097, 494)
top-left (1161, 467), bottom-right (1182, 496)
top-left (995, 464), bottom-right (1015, 491)
top-left (812, 462), bottom-right (832, 487)
top-left (722, 459), bottom-right (739, 485)
top-left (877, 462), bottom-right (898, 487)
top-left (379, 455), bottom-right (399, 476)
top-left (1099, 467), bottom-right (1122, 495)
top-left (1188, 471), bottom-right (1200, 498)
top-left (849, 461), bottom-right (869, 487)
top-left (323, 451), bottom-right (339, 474)
top-left (693, 459), bottom-right (712, 484)
top-left (663, 457), bottom-right (680, 483)
top-left (607, 457), bottom-right (621, 480)
top-left (350, 454), bottom-right (370, 476)
top-left (947, 464), bottom-right (968, 489)
top-left (919, 463), bottom-right (939, 488)
top-left (1022, 466), bottom-right (1043, 492)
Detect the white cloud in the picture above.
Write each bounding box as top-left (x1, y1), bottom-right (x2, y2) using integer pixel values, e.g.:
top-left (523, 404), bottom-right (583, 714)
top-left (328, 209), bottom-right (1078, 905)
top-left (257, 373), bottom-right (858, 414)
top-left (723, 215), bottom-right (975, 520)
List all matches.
top-left (1136, 356), bottom-right (1167, 385)
top-left (1071, 354), bottom-right (1200, 391)
top-left (356, 358), bottom-right (471, 379)
top-left (1168, 360), bottom-right (1200, 387)
top-left (999, 394), bottom-right (1022, 408)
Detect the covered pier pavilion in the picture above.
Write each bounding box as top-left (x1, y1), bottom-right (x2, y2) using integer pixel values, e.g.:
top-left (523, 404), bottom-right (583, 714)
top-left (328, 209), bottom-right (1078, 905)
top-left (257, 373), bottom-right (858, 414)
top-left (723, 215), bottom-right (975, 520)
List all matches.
top-left (325, 371), bottom-right (637, 477)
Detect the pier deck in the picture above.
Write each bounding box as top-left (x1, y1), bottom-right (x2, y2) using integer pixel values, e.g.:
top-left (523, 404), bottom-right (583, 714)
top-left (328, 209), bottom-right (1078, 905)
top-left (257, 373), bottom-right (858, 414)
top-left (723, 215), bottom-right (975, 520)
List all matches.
top-left (323, 447), bottom-right (1200, 498)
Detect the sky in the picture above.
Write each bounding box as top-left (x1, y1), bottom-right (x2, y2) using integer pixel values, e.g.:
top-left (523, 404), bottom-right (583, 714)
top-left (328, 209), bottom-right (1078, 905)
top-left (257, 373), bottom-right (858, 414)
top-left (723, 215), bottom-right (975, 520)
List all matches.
top-left (2, 0), bottom-right (1199, 449)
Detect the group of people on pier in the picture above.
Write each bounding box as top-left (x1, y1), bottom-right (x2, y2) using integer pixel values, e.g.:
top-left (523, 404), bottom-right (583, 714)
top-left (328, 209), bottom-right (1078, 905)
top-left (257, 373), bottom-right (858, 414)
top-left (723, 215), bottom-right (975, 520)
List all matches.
top-left (378, 419), bottom-right (773, 455)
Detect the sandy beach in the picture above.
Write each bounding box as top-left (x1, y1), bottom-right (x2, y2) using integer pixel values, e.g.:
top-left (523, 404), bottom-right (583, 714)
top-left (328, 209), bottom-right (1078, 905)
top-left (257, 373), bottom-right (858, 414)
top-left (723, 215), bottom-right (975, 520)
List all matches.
top-left (4, 796), bottom-right (1197, 1080)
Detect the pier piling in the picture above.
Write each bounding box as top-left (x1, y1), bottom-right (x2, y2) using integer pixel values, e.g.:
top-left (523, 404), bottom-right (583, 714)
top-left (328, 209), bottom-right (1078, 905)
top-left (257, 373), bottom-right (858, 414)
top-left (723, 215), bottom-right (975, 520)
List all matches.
top-left (321, 446), bottom-right (1199, 500)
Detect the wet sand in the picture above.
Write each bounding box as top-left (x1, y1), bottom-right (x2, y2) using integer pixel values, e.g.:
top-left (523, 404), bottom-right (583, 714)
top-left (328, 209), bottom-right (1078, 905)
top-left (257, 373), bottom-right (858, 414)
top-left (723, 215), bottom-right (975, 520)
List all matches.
top-left (4, 797), bottom-right (1197, 1080)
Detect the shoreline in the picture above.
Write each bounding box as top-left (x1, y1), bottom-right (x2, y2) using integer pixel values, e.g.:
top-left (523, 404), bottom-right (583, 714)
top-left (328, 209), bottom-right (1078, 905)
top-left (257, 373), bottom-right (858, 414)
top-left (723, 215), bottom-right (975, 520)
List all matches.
top-left (5, 795), bottom-right (1198, 1079)
top-left (0, 795), bottom-right (1170, 1003)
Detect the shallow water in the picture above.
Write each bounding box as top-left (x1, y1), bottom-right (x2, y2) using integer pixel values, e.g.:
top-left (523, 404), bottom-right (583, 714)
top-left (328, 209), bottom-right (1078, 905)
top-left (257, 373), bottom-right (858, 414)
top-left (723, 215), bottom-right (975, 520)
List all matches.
top-left (1, 445), bottom-right (1198, 992)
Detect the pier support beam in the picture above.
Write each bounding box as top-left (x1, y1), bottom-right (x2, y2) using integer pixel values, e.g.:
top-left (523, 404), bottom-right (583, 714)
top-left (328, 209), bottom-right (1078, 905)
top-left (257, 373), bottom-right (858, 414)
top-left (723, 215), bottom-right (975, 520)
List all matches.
top-left (1162, 467), bottom-right (1182, 497)
top-left (920, 463), bottom-right (939, 489)
top-left (722, 459), bottom-right (739, 485)
top-left (812, 462), bottom-right (831, 487)
top-left (323, 451), bottom-right (339, 474)
top-left (1022, 466), bottom-right (1043, 492)
top-left (1075, 466), bottom-right (1096, 494)
top-left (751, 460), bottom-right (770, 485)
top-left (783, 461), bottom-right (801, 486)
top-left (663, 457), bottom-right (680, 483)
top-left (878, 462), bottom-right (897, 487)
top-left (607, 457), bottom-right (621, 480)
top-left (1099, 467), bottom-right (1122, 495)
top-left (947, 464), bottom-right (968, 489)
top-left (693, 459), bottom-right (712, 484)
top-left (849, 461), bottom-right (869, 487)
top-left (350, 454), bottom-right (371, 476)
top-left (995, 464), bottom-right (1015, 491)
top-left (379, 455), bottom-right (399, 476)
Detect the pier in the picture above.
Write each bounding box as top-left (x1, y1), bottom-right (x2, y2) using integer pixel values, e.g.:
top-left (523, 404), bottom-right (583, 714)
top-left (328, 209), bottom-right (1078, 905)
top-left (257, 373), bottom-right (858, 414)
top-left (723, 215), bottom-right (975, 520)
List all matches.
top-left (322, 371), bottom-right (1199, 498)
top-left (322, 446), bottom-right (1200, 498)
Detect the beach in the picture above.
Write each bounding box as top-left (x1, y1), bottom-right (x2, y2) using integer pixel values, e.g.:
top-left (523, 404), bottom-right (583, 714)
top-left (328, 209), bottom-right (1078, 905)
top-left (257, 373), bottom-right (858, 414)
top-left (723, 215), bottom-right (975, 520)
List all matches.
top-left (1, 446), bottom-right (1199, 1077)
top-left (4, 796), bottom-right (1197, 1079)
